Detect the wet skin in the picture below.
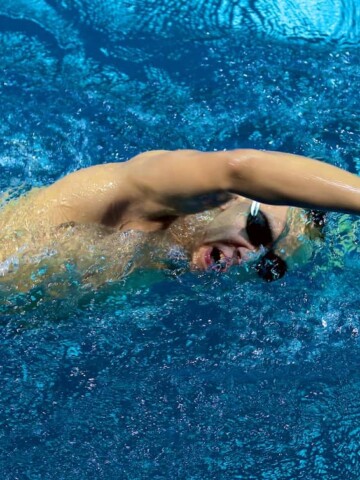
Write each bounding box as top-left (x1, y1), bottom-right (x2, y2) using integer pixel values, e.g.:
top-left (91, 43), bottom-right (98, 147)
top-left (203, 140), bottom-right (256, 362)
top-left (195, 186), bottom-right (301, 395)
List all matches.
top-left (1, 147), bottom-right (360, 285)
top-left (191, 197), bottom-right (289, 272)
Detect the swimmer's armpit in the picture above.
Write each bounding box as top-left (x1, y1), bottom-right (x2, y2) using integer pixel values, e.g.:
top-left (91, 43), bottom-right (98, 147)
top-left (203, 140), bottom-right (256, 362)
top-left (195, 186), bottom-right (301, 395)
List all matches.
top-left (127, 149), bottom-right (237, 217)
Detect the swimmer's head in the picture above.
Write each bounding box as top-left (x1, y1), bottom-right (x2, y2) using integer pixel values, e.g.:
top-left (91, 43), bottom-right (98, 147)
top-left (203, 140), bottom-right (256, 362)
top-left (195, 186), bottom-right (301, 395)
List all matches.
top-left (191, 197), bottom-right (289, 279)
top-left (190, 197), bottom-right (326, 281)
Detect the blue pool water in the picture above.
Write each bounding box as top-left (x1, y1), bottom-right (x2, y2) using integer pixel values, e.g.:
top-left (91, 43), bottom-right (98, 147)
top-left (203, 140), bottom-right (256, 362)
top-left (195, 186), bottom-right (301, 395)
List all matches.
top-left (2, 0), bottom-right (360, 478)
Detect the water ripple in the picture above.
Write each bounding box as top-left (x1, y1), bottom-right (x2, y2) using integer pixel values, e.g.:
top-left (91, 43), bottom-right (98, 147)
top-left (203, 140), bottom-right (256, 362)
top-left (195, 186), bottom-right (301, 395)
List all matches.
top-left (2, 0), bottom-right (360, 47)
top-left (70, 0), bottom-right (360, 46)
top-left (1, 1), bottom-right (360, 478)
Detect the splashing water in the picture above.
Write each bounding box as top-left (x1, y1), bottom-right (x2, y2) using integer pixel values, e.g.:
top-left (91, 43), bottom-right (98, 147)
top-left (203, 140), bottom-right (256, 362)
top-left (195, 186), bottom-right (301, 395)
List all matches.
top-left (1, 1), bottom-right (360, 478)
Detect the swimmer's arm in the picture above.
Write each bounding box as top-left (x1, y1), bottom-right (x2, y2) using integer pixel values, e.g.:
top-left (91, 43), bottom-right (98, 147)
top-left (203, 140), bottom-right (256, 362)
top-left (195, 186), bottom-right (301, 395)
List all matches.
top-left (127, 149), bottom-right (237, 217)
top-left (128, 149), bottom-right (360, 217)
top-left (42, 149), bottom-right (234, 225)
top-left (227, 149), bottom-right (360, 213)
top-left (40, 148), bottom-right (360, 227)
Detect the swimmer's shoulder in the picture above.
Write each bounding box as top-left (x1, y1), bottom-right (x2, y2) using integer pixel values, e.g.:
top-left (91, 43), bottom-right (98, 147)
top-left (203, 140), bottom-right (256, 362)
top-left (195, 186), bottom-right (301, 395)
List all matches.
top-left (35, 152), bottom-right (175, 227)
top-left (35, 162), bottom-right (131, 226)
top-left (30, 149), bottom-right (205, 228)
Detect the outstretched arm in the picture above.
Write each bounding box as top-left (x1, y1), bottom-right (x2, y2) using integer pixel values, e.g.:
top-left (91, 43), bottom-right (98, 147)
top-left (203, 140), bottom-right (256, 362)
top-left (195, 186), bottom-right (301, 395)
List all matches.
top-left (128, 149), bottom-right (360, 217)
top-left (227, 149), bottom-right (360, 213)
top-left (39, 148), bottom-right (360, 228)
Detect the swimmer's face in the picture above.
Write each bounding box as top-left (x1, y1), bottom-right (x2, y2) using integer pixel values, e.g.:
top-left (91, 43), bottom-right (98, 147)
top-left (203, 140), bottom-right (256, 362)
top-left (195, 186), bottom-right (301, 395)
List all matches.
top-left (191, 197), bottom-right (289, 272)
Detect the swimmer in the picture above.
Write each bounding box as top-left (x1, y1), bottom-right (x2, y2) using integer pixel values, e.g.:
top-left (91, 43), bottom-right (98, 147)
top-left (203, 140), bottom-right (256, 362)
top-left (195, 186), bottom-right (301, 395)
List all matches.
top-left (1, 148), bottom-right (360, 283)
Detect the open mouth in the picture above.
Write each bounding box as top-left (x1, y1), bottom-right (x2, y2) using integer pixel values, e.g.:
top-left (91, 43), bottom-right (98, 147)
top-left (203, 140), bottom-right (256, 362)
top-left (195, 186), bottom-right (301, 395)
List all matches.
top-left (208, 246), bottom-right (231, 272)
top-left (193, 244), bottom-right (242, 272)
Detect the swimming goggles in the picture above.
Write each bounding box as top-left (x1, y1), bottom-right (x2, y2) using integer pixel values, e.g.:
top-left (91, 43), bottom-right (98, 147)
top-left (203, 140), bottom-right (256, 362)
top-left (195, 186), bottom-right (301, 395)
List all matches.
top-left (246, 201), bottom-right (287, 282)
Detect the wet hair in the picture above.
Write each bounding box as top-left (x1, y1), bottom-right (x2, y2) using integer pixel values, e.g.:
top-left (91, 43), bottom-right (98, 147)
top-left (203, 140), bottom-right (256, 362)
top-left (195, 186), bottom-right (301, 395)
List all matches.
top-left (246, 210), bottom-right (287, 282)
top-left (305, 209), bottom-right (327, 240)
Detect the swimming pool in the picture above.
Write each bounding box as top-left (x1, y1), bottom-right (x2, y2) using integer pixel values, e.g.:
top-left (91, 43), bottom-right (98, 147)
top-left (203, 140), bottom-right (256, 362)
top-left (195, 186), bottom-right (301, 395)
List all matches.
top-left (1, 0), bottom-right (360, 478)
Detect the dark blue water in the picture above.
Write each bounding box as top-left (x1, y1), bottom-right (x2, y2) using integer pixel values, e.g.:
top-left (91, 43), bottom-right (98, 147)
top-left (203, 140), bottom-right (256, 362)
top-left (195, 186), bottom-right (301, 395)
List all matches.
top-left (1, 1), bottom-right (360, 478)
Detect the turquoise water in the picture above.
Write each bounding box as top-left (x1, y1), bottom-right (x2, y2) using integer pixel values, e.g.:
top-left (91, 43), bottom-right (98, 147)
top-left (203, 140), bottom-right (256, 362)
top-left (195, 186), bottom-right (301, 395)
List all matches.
top-left (1, 0), bottom-right (360, 478)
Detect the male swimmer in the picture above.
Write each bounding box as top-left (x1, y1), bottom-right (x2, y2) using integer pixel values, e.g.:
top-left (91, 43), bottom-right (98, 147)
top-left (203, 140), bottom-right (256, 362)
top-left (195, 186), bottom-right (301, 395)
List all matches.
top-left (1, 148), bottom-right (360, 283)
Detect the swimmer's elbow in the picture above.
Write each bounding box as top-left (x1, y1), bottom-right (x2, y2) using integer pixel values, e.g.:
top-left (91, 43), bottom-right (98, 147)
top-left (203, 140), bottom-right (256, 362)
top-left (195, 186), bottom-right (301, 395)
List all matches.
top-left (227, 149), bottom-right (261, 192)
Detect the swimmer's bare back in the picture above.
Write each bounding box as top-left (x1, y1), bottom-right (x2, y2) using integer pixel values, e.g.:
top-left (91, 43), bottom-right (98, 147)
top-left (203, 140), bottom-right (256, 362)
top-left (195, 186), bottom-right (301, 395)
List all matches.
top-left (32, 148), bottom-right (360, 234)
